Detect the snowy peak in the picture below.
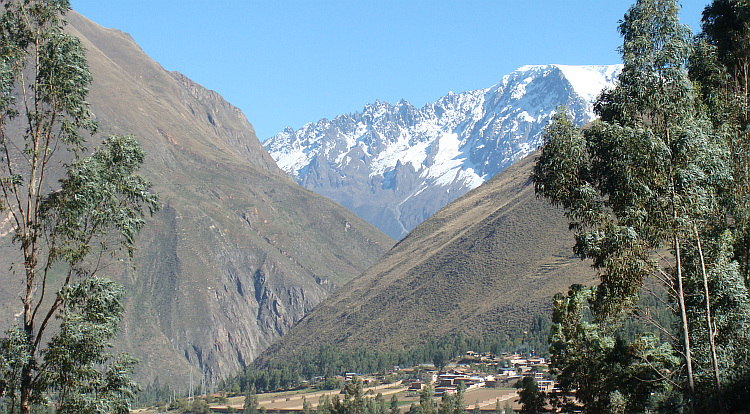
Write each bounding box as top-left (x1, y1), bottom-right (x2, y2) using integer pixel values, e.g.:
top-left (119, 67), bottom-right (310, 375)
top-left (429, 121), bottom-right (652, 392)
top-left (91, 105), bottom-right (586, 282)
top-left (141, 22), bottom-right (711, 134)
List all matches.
top-left (264, 64), bottom-right (621, 239)
top-left (511, 64), bottom-right (619, 102)
top-left (552, 64), bottom-right (621, 102)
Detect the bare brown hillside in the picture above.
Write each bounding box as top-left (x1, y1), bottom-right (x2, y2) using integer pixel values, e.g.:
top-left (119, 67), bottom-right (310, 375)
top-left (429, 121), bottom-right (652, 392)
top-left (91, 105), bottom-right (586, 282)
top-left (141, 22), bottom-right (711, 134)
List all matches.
top-left (0, 11), bottom-right (393, 386)
top-left (259, 151), bottom-right (597, 361)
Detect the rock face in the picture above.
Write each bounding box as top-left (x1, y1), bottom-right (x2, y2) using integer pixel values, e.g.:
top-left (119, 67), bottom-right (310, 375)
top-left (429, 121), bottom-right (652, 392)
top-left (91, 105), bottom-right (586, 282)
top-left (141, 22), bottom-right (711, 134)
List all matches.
top-left (0, 11), bottom-right (394, 386)
top-left (264, 65), bottom-right (620, 239)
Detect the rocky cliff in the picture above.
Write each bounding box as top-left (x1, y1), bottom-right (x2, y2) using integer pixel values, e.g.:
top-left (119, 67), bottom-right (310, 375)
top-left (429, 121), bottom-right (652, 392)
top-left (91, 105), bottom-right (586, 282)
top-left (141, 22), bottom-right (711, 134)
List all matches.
top-left (0, 11), bottom-right (393, 386)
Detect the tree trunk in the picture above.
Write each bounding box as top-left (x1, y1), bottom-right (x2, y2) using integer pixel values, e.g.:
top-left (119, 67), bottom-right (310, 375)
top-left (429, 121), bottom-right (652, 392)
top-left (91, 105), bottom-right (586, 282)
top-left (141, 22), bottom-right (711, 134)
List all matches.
top-left (19, 364), bottom-right (31, 414)
top-left (21, 266), bottom-right (35, 414)
top-left (695, 226), bottom-right (724, 412)
top-left (675, 235), bottom-right (696, 414)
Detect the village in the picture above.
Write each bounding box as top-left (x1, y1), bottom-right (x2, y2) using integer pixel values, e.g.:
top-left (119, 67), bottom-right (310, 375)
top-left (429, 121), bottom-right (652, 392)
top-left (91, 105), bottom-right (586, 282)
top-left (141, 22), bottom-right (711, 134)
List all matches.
top-left (403, 351), bottom-right (556, 397)
top-left (138, 351), bottom-right (559, 413)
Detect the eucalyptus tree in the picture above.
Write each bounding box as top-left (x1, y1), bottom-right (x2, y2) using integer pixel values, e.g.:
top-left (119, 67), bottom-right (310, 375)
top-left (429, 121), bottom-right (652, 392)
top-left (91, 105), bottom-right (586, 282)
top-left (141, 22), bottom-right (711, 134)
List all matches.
top-left (438, 392), bottom-right (455, 414)
top-left (533, 0), bottom-right (738, 411)
top-left (689, 1), bottom-right (750, 411)
top-left (693, 1), bottom-right (750, 280)
top-left (243, 387), bottom-right (260, 414)
top-left (547, 284), bottom-right (678, 413)
top-left (389, 395), bottom-right (399, 414)
top-left (418, 382), bottom-right (436, 414)
top-left (700, 0), bottom-right (750, 122)
top-left (0, 1), bottom-right (158, 413)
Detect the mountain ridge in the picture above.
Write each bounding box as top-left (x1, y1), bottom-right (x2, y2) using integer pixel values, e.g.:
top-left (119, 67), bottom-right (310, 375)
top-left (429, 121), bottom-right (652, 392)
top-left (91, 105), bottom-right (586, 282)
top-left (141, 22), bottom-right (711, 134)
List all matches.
top-left (264, 64), bottom-right (620, 239)
top-left (0, 11), bottom-right (394, 386)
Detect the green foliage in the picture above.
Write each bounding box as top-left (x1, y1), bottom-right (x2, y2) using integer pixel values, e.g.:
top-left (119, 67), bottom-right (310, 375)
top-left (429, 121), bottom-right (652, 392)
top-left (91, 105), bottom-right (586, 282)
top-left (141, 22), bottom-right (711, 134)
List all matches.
top-left (315, 377), bottom-right (344, 391)
top-left (690, 9), bottom-right (750, 411)
top-left (137, 376), bottom-right (175, 409)
top-left (243, 329), bottom-right (550, 393)
top-left (437, 393), bottom-right (455, 414)
top-left (299, 376), bottom-right (401, 414)
top-left (344, 377), bottom-right (369, 414)
top-left (700, 0), bottom-right (750, 77)
top-left (374, 393), bottom-right (387, 414)
top-left (515, 377), bottom-right (545, 414)
top-left (0, 2), bottom-right (158, 413)
top-left (40, 278), bottom-right (139, 414)
top-left (188, 398), bottom-right (210, 414)
top-left (431, 349), bottom-right (447, 373)
top-left (390, 395), bottom-right (399, 414)
top-left (681, 231), bottom-right (750, 412)
top-left (169, 398), bottom-right (190, 412)
top-left (243, 387), bottom-right (260, 414)
top-left (548, 285), bottom-right (678, 413)
top-left (694, 0), bottom-right (750, 290)
top-left (0, 328), bottom-right (33, 411)
top-left (418, 382), bottom-right (436, 414)
top-left (0, 135), bottom-right (155, 414)
top-left (41, 134), bottom-right (159, 262)
top-left (533, 0), bottom-right (750, 412)
top-left (303, 397), bottom-right (314, 414)
top-left (317, 395), bottom-right (332, 414)
top-left (453, 382), bottom-right (465, 414)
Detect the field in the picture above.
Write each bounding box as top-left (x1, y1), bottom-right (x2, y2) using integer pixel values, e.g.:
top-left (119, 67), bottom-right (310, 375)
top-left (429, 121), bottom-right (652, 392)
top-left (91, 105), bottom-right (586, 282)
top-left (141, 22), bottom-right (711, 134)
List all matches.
top-left (132, 382), bottom-right (521, 413)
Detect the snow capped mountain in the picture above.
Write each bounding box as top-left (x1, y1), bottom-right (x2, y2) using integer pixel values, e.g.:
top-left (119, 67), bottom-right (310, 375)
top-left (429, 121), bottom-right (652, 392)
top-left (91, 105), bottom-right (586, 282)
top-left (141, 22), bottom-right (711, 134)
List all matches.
top-left (264, 64), bottom-right (621, 239)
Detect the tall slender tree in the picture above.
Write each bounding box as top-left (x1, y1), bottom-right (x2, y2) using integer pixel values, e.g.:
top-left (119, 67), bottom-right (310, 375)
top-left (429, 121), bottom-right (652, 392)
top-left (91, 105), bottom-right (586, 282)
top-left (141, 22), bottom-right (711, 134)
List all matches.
top-left (0, 1), bottom-right (158, 413)
top-left (532, 0), bottom-right (749, 411)
top-left (390, 394), bottom-right (400, 414)
top-left (691, 1), bottom-right (750, 412)
top-left (689, 5), bottom-right (750, 408)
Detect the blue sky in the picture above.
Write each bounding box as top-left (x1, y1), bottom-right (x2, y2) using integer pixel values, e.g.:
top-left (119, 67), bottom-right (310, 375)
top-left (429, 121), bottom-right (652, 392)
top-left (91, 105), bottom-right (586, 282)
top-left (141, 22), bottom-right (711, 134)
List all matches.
top-left (70, 1), bottom-right (705, 140)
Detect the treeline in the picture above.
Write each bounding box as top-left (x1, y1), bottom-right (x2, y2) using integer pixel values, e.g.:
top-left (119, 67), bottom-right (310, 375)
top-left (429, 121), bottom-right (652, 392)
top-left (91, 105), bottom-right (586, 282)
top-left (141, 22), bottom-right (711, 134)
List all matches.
top-left (241, 378), bottom-right (515, 414)
top-left (137, 299), bottom-right (670, 410)
top-left (230, 304), bottom-right (673, 396)
top-left (228, 316), bottom-right (551, 394)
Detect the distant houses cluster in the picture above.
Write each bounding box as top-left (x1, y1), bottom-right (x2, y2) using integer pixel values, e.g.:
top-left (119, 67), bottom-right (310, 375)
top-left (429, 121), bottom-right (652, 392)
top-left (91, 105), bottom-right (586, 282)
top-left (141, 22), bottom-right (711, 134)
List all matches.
top-left (404, 351), bottom-right (557, 397)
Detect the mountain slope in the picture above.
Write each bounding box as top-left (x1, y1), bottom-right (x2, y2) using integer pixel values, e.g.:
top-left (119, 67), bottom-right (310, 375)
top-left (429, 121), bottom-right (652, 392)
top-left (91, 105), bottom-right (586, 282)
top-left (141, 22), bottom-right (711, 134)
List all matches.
top-left (0, 12), bottom-right (393, 385)
top-left (264, 65), bottom-right (620, 239)
top-left (259, 151), bottom-right (597, 360)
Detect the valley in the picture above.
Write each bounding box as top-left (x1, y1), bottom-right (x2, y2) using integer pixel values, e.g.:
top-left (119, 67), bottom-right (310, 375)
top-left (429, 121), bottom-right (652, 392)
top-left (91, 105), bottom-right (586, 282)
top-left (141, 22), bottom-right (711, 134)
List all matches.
top-left (137, 350), bottom-right (538, 413)
top-left (0, 6), bottom-right (601, 403)
top-left (4, 1), bottom-right (746, 413)
top-left (23, 12), bottom-right (601, 390)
